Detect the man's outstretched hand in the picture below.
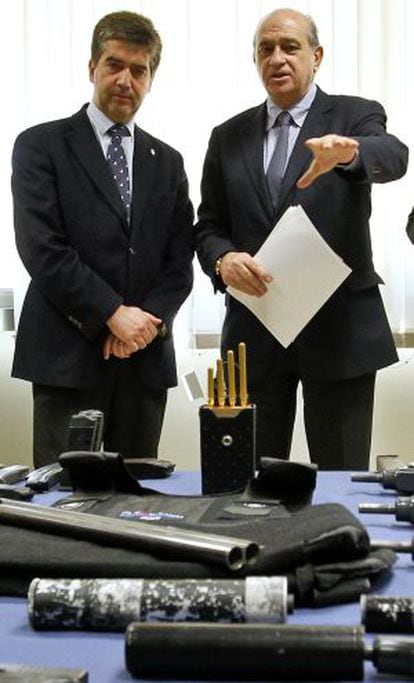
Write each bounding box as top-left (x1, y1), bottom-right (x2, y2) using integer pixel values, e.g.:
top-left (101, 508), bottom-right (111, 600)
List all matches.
top-left (297, 134), bottom-right (359, 189)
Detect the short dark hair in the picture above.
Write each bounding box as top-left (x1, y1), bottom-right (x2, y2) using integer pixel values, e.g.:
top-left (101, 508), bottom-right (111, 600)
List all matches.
top-left (91, 11), bottom-right (162, 75)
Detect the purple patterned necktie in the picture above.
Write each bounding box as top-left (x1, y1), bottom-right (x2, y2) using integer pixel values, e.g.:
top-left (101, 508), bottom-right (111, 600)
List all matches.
top-left (106, 124), bottom-right (131, 219)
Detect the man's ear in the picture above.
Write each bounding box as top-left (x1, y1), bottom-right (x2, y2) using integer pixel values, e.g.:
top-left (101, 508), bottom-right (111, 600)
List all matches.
top-left (88, 59), bottom-right (95, 84)
top-left (313, 45), bottom-right (323, 73)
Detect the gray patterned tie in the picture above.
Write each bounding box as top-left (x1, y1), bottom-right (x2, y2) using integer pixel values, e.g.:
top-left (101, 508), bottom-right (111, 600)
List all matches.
top-left (266, 110), bottom-right (292, 208)
top-left (106, 124), bottom-right (131, 219)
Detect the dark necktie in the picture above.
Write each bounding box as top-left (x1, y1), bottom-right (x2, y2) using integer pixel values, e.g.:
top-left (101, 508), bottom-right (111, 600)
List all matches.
top-left (266, 110), bottom-right (292, 208)
top-left (106, 124), bottom-right (131, 218)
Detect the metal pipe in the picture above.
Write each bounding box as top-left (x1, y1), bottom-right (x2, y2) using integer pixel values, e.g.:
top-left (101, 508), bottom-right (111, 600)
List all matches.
top-left (370, 537), bottom-right (414, 559)
top-left (359, 497), bottom-right (414, 524)
top-left (0, 498), bottom-right (260, 571)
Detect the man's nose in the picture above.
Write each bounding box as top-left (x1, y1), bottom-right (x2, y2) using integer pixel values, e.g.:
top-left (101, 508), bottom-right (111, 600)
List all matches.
top-left (269, 46), bottom-right (285, 64)
top-left (116, 68), bottom-right (132, 87)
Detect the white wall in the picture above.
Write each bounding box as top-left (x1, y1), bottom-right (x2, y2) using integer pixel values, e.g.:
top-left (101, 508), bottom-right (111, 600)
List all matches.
top-left (2, 0), bottom-right (414, 332)
top-left (1, 340), bottom-right (413, 469)
top-left (159, 347), bottom-right (414, 470)
top-left (0, 334), bottom-right (32, 466)
top-left (1, 0), bottom-right (414, 470)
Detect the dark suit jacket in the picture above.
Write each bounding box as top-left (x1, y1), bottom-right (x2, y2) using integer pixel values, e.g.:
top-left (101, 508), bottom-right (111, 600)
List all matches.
top-left (12, 106), bottom-right (194, 390)
top-left (406, 207), bottom-right (414, 244)
top-left (195, 87), bottom-right (408, 384)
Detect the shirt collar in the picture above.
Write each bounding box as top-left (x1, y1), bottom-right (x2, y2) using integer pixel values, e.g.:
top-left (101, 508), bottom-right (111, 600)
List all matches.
top-left (87, 102), bottom-right (135, 138)
top-left (265, 83), bottom-right (317, 132)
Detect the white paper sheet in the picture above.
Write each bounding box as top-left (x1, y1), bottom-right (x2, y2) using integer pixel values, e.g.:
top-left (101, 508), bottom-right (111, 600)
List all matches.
top-left (227, 205), bottom-right (352, 347)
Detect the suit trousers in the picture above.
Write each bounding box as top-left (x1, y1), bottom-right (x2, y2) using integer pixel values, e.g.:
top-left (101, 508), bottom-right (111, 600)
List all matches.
top-left (32, 360), bottom-right (167, 469)
top-left (249, 364), bottom-right (376, 471)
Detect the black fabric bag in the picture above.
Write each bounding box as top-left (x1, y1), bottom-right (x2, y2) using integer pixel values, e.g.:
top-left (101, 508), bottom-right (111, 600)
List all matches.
top-left (0, 478), bottom-right (394, 605)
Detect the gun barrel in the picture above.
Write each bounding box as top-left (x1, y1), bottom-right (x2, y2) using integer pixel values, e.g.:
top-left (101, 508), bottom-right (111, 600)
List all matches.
top-left (351, 472), bottom-right (382, 483)
top-left (0, 498), bottom-right (259, 571)
top-left (358, 503), bottom-right (394, 514)
top-left (370, 538), bottom-right (414, 558)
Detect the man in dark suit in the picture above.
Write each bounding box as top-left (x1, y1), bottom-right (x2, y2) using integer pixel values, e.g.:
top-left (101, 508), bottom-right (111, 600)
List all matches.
top-left (406, 208), bottom-right (414, 243)
top-left (195, 8), bottom-right (408, 470)
top-left (11, 11), bottom-right (194, 468)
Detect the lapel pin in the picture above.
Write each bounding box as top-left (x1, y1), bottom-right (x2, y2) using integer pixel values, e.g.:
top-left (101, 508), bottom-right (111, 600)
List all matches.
top-left (150, 148), bottom-right (156, 156)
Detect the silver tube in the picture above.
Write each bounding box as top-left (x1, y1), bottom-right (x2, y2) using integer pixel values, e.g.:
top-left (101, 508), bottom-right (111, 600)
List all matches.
top-left (0, 498), bottom-right (260, 571)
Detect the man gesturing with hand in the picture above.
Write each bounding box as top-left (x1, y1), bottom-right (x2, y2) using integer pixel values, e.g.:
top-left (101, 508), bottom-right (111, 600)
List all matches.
top-left (195, 8), bottom-right (407, 470)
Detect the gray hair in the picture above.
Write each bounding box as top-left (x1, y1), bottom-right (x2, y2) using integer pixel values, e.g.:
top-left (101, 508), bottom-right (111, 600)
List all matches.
top-left (253, 9), bottom-right (320, 51)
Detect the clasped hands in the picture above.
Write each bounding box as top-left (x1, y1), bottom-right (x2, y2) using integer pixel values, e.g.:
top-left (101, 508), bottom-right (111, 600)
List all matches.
top-left (219, 134), bottom-right (359, 296)
top-left (103, 304), bottom-right (161, 360)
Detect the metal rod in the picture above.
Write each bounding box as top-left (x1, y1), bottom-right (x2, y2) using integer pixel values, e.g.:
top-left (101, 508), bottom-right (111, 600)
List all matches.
top-left (370, 537), bottom-right (414, 558)
top-left (227, 350), bottom-right (236, 407)
top-left (207, 367), bottom-right (215, 407)
top-left (0, 498), bottom-right (260, 571)
top-left (238, 342), bottom-right (248, 407)
top-left (216, 358), bottom-right (226, 407)
top-left (359, 503), bottom-right (394, 514)
top-left (360, 498), bottom-right (414, 523)
top-left (351, 472), bottom-right (382, 483)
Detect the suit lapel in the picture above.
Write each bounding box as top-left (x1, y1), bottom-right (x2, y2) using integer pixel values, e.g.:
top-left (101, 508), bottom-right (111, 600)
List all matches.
top-left (66, 111), bottom-right (160, 239)
top-left (239, 104), bottom-right (274, 220)
top-left (276, 88), bottom-right (334, 215)
top-left (129, 127), bottom-right (158, 232)
top-left (237, 92), bottom-right (334, 222)
top-left (65, 108), bottom-right (130, 232)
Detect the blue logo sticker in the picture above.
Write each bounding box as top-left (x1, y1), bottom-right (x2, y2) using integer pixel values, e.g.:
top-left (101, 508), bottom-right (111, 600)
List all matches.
top-left (119, 510), bottom-right (185, 521)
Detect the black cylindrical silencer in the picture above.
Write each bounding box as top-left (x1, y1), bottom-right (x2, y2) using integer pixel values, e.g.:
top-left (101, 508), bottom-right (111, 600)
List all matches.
top-left (125, 623), bottom-right (365, 680)
top-left (372, 636), bottom-right (414, 675)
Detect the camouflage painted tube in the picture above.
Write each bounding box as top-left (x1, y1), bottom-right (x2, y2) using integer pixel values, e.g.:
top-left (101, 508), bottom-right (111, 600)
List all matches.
top-left (28, 576), bottom-right (291, 631)
top-left (361, 594), bottom-right (414, 633)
